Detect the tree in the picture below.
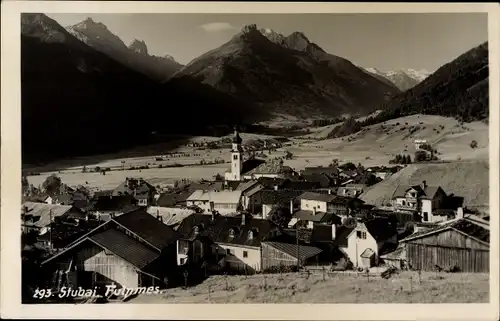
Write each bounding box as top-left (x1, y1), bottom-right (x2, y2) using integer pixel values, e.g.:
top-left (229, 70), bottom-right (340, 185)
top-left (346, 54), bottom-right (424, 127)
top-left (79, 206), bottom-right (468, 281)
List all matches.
top-left (22, 176), bottom-right (29, 194)
top-left (82, 166), bottom-right (87, 173)
top-left (339, 162), bottom-right (356, 171)
top-left (42, 174), bottom-right (62, 195)
top-left (405, 155), bottom-right (412, 164)
top-left (470, 140), bottom-right (478, 149)
top-left (269, 207), bottom-right (292, 229)
top-left (414, 150), bottom-right (428, 163)
top-left (94, 166), bottom-right (101, 172)
top-left (284, 151), bottom-right (293, 160)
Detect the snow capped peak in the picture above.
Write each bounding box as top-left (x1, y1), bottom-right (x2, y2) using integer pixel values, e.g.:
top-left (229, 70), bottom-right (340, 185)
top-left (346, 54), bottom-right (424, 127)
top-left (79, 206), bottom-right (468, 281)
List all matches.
top-left (129, 39), bottom-right (148, 55)
top-left (265, 28), bottom-right (272, 34)
top-left (365, 67), bottom-right (383, 75)
top-left (258, 27), bottom-right (285, 43)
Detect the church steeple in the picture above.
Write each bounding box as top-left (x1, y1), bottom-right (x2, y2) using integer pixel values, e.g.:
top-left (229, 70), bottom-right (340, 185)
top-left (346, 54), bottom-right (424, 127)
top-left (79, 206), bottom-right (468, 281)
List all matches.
top-left (232, 126), bottom-right (242, 151)
top-left (228, 126), bottom-right (243, 181)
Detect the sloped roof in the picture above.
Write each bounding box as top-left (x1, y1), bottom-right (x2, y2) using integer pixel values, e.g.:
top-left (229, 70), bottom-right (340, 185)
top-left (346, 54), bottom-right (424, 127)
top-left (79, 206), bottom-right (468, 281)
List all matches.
top-left (244, 158), bottom-right (289, 175)
top-left (89, 228), bottom-right (159, 269)
top-left (177, 213), bottom-right (277, 248)
top-left (235, 180), bottom-right (261, 192)
top-left (364, 217), bottom-right (398, 242)
top-left (302, 166), bottom-right (339, 176)
top-left (293, 210), bottom-right (339, 223)
top-left (392, 185), bottom-right (443, 199)
top-left (334, 226), bottom-right (355, 247)
top-left (298, 192), bottom-right (337, 203)
top-left (263, 241), bottom-right (322, 260)
top-left (112, 178), bottom-right (156, 197)
top-left (401, 218), bottom-right (490, 245)
top-left (188, 181), bottom-right (224, 191)
top-left (22, 202), bottom-right (77, 228)
top-left (186, 190), bottom-right (242, 204)
top-left (360, 248), bottom-right (375, 258)
top-left (113, 208), bottom-right (180, 250)
top-left (156, 191), bottom-right (191, 207)
top-left (91, 195), bottom-right (137, 211)
top-left (146, 206), bottom-right (194, 226)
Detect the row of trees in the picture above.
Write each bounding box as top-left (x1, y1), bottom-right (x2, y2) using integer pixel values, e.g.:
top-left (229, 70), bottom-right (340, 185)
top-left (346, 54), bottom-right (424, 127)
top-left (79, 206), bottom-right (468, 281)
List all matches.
top-left (389, 154), bottom-right (412, 165)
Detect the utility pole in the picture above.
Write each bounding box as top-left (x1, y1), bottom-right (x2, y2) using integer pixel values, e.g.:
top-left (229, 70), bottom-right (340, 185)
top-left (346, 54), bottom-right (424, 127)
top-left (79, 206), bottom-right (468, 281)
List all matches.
top-left (296, 219), bottom-right (300, 270)
top-left (49, 209), bottom-right (53, 251)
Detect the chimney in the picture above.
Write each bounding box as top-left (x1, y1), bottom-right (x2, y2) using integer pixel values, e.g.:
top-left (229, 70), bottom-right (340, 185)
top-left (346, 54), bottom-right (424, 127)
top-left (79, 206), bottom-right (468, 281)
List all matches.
top-left (274, 185), bottom-right (278, 191)
top-left (241, 213), bottom-right (246, 226)
top-left (422, 180), bottom-right (427, 190)
top-left (328, 189), bottom-right (332, 195)
top-left (331, 224), bottom-right (336, 240)
top-left (312, 207), bottom-right (316, 215)
top-left (290, 199), bottom-right (294, 214)
top-left (456, 207), bottom-right (464, 219)
top-left (211, 211), bottom-right (215, 222)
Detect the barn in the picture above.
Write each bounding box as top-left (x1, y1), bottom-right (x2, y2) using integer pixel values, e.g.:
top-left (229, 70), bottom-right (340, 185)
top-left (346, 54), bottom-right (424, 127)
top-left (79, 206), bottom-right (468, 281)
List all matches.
top-left (261, 241), bottom-right (322, 270)
top-left (399, 217), bottom-right (489, 272)
top-left (41, 208), bottom-right (180, 291)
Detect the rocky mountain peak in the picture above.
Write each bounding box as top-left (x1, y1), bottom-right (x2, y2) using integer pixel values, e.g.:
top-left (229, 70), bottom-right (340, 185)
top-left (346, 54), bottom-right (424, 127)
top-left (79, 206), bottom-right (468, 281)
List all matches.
top-left (129, 39), bottom-right (149, 55)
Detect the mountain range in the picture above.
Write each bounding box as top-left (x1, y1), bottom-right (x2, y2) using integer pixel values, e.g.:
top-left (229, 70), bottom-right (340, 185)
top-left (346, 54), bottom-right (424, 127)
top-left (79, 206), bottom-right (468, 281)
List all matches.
top-left (362, 68), bottom-right (432, 91)
top-left (21, 14), bottom-right (489, 164)
top-left (66, 18), bottom-right (183, 81)
top-left (173, 24), bottom-right (401, 118)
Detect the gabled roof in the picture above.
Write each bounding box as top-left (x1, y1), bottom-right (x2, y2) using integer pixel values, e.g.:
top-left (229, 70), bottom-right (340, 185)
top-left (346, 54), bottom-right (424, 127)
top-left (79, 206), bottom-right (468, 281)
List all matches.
top-left (392, 184), bottom-right (444, 199)
top-left (244, 158), bottom-right (289, 175)
top-left (298, 192), bottom-right (337, 203)
top-left (240, 158), bottom-right (267, 175)
top-left (156, 191), bottom-right (191, 207)
top-left (22, 202), bottom-right (78, 228)
top-left (302, 166), bottom-right (339, 176)
top-left (188, 181), bottom-right (224, 192)
top-left (89, 228), bottom-right (160, 269)
top-left (294, 210), bottom-right (340, 223)
top-left (364, 217), bottom-right (398, 242)
top-left (235, 180), bottom-right (261, 192)
top-left (177, 213), bottom-right (277, 248)
top-left (186, 190), bottom-right (242, 204)
top-left (146, 206), bottom-right (194, 227)
top-left (263, 241), bottom-right (322, 260)
top-left (112, 178), bottom-right (156, 197)
top-left (334, 226), bottom-right (354, 247)
top-left (91, 195), bottom-right (137, 211)
top-left (400, 218), bottom-right (489, 245)
top-left (41, 226), bottom-right (161, 269)
top-left (113, 208), bottom-right (180, 250)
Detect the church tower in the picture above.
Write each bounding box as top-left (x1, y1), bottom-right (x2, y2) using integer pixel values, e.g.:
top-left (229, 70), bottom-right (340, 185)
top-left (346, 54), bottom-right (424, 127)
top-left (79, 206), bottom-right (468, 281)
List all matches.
top-left (230, 127), bottom-right (243, 181)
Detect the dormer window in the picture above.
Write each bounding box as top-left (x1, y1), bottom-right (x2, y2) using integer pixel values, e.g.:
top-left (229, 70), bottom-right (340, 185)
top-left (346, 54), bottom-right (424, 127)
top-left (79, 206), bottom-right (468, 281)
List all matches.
top-left (229, 228), bottom-right (235, 238)
top-left (193, 226), bottom-right (200, 234)
top-left (247, 230), bottom-right (254, 240)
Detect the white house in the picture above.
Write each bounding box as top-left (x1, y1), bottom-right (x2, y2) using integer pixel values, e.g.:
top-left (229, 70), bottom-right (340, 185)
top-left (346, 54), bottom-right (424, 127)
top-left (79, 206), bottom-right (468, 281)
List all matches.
top-left (186, 190), bottom-right (242, 215)
top-left (334, 218), bottom-right (398, 269)
top-left (391, 181), bottom-right (448, 222)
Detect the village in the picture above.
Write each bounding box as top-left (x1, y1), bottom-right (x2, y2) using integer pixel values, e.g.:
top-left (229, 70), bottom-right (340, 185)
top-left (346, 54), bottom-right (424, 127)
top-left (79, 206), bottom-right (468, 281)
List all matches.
top-left (21, 128), bottom-right (490, 303)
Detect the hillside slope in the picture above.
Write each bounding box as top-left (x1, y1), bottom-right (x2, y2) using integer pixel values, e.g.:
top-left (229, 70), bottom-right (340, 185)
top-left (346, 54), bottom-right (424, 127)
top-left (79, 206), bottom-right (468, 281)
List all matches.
top-left (360, 160), bottom-right (489, 208)
top-left (173, 24), bottom-right (400, 119)
top-left (372, 42), bottom-right (489, 123)
top-left (66, 18), bottom-right (183, 81)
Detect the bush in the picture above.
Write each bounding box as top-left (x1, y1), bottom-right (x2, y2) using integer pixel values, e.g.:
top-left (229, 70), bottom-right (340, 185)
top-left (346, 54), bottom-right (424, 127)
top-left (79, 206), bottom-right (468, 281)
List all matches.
top-left (414, 150), bottom-right (428, 163)
top-left (470, 140), bottom-right (478, 148)
top-left (262, 265), bottom-right (299, 274)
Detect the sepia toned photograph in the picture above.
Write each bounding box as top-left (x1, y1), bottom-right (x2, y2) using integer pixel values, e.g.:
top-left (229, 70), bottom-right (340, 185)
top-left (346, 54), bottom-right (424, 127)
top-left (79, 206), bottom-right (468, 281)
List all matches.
top-left (1, 1), bottom-right (499, 320)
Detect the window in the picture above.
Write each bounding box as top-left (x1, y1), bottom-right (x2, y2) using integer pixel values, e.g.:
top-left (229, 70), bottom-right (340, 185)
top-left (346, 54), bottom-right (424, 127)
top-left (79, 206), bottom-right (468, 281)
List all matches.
top-left (193, 226), bottom-right (199, 234)
top-left (356, 231), bottom-right (366, 239)
top-left (402, 200), bottom-right (406, 206)
top-left (226, 249), bottom-right (232, 255)
top-left (179, 258), bottom-right (186, 265)
top-left (233, 155), bottom-right (238, 160)
top-left (243, 251), bottom-right (248, 258)
top-left (229, 229), bottom-right (235, 237)
top-left (423, 212), bottom-right (429, 222)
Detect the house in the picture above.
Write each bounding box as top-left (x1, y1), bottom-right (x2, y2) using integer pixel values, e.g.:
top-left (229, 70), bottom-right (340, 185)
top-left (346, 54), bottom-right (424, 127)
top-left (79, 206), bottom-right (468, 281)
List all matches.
top-left (185, 190), bottom-right (242, 215)
top-left (400, 213), bottom-right (489, 272)
top-left (156, 191), bottom-right (192, 207)
top-left (112, 177), bottom-right (157, 207)
top-left (337, 184), bottom-right (366, 198)
top-left (22, 202), bottom-right (86, 234)
top-left (235, 180), bottom-right (265, 213)
top-left (334, 217), bottom-right (398, 269)
top-left (259, 190), bottom-right (304, 219)
top-left (302, 173), bottom-right (335, 188)
top-left (242, 158), bottom-right (296, 180)
top-left (40, 208), bottom-right (181, 290)
top-left (261, 241), bottom-right (322, 270)
top-left (176, 213), bottom-right (281, 273)
top-left (391, 181), bottom-right (449, 222)
top-left (297, 192), bottom-right (365, 219)
top-left (301, 166), bottom-right (340, 178)
top-left (89, 195), bottom-right (138, 220)
top-left (146, 206), bottom-right (194, 229)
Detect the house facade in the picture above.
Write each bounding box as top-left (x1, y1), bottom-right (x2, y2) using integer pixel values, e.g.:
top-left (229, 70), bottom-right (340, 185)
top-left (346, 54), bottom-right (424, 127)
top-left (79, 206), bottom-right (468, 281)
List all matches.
top-left (391, 182), bottom-right (448, 222)
top-left (186, 190), bottom-right (242, 215)
top-left (40, 209), bottom-right (180, 291)
top-left (236, 180), bottom-right (265, 213)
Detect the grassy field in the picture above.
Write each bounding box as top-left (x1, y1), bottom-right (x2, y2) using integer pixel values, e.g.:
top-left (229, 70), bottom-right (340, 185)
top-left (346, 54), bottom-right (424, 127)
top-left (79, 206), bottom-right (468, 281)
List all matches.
top-left (126, 271), bottom-right (489, 304)
top-left (360, 159), bottom-right (489, 209)
top-left (25, 114), bottom-right (489, 192)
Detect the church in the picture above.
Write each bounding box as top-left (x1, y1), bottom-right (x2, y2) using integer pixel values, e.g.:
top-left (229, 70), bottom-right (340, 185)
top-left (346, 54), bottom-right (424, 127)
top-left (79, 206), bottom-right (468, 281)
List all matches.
top-left (224, 128), bottom-right (295, 182)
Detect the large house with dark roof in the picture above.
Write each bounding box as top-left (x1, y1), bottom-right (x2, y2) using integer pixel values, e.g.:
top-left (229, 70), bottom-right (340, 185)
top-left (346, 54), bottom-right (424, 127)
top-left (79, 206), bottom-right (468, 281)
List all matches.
top-left (112, 177), bottom-right (157, 207)
top-left (391, 181), bottom-right (452, 223)
top-left (40, 208), bottom-right (180, 290)
top-left (333, 217), bottom-right (398, 269)
top-left (176, 213), bottom-right (281, 273)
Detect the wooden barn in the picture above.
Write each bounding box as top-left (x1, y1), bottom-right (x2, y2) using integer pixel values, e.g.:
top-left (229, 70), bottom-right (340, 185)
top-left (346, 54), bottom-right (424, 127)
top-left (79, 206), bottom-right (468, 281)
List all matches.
top-left (41, 208), bottom-right (180, 290)
top-left (400, 217), bottom-right (489, 272)
top-left (261, 241), bottom-right (322, 270)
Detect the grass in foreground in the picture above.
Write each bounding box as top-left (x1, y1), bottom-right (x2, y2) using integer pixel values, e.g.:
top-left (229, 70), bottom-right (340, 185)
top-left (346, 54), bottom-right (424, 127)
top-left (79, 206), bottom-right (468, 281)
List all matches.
top-left (128, 271), bottom-right (489, 304)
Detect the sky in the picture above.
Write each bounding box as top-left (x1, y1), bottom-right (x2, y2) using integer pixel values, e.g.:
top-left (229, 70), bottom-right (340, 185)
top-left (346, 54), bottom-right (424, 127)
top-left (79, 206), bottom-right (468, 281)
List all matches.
top-left (47, 13), bottom-right (488, 72)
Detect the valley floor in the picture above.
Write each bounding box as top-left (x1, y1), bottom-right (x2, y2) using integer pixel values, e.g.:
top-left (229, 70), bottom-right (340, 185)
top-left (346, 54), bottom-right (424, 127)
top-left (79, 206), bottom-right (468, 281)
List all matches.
top-left (126, 271), bottom-right (489, 304)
